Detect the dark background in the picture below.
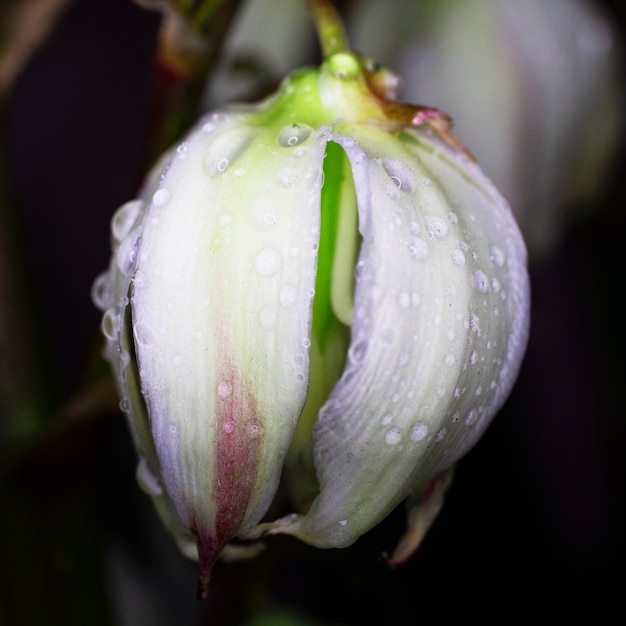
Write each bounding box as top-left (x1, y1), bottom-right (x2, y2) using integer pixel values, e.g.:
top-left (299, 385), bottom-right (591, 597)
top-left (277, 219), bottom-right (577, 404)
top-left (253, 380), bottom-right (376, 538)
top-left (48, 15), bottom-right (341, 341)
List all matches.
top-left (1, 0), bottom-right (625, 624)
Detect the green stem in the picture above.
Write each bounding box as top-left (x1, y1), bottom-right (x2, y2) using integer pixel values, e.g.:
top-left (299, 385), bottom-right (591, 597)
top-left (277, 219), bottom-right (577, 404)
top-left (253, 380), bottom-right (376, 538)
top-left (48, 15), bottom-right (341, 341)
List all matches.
top-left (305, 0), bottom-right (349, 59)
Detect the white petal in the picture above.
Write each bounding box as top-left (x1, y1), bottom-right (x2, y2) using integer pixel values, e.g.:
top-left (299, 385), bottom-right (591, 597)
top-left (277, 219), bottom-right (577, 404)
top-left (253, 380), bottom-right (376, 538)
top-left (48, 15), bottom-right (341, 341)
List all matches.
top-left (276, 124), bottom-right (529, 547)
top-left (123, 112), bottom-right (328, 560)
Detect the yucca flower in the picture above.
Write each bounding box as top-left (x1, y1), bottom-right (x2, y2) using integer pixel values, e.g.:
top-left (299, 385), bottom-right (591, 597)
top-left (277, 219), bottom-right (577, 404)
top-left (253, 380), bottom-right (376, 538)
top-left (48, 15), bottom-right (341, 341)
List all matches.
top-left (92, 0), bottom-right (529, 598)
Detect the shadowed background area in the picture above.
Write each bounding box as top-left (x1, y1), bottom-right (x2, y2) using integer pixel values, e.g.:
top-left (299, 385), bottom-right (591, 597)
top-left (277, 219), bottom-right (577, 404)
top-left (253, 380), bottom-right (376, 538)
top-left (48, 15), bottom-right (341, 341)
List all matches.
top-left (0, 0), bottom-right (624, 624)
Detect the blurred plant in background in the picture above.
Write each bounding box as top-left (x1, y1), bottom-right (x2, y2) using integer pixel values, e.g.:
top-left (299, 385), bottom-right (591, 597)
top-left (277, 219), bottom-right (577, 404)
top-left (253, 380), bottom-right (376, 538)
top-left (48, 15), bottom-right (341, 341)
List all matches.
top-left (0, 1), bottom-right (624, 625)
top-left (348, 0), bottom-right (623, 262)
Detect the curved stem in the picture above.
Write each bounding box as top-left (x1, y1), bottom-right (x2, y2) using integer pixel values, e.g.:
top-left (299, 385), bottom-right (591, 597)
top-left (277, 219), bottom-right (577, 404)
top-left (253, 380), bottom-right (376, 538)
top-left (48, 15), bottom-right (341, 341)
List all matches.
top-left (305, 0), bottom-right (348, 59)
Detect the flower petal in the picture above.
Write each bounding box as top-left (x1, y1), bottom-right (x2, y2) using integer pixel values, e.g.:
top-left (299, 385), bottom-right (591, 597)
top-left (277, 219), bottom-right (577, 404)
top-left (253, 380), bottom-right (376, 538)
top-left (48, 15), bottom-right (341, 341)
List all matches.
top-left (105, 109), bottom-right (329, 583)
top-left (258, 123), bottom-right (529, 548)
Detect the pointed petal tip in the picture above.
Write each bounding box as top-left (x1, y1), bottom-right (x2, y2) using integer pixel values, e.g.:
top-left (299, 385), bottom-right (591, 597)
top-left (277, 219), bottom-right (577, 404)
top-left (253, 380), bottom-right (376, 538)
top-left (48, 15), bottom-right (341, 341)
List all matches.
top-left (383, 468), bottom-right (455, 569)
top-left (194, 529), bottom-right (222, 601)
top-left (196, 568), bottom-right (211, 601)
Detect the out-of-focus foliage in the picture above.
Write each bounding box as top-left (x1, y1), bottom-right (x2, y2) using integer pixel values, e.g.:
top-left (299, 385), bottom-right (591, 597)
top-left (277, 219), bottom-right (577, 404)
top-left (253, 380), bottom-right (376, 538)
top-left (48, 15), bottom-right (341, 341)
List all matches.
top-left (348, 0), bottom-right (623, 262)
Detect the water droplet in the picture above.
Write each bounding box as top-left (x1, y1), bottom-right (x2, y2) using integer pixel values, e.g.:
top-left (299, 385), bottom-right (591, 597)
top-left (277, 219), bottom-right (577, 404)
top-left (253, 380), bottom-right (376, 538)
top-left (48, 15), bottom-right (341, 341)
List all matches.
top-left (254, 247), bottom-right (282, 276)
top-left (385, 427), bottom-right (402, 445)
top-left (218, 381), bottom-right (232, 397)
top-left (247, 421), bottom-right (263, 438)
top-left (425, 216), bottom-right (449, 239)
top-left (302, 337), bottom-right (311, 349)
top-left (349, 340), bottom-right (368, 363)
top-left (117, 346), bottom-right (131, 370)
top-left (91, 272), bottom-right (113, 311)
top-left (152, 188), bottom-right (171, 207)
top-left (133, 322), bottom-right (153, 346)
top-left (489, 245), bottom-right (506, 267)
top-left (276, 166), bottom-right (297, 187)
top-left (448, 212), bottom-right (459, 224)
top-left (101, 308), bottom-right (120, 341)
top-left (380, 414), bottom-right (392, 426)
top-left (397, 351), bottom-right (409, 366)
top-left (260, 305), bottom-right (278, 329)
top-left (469, 313), bottom-right (481, 333)
top-left (472, 270), bottom-right (489, 293)
top-left (469, 350), bottom-right (478, 365)
top-left (204, 126), bottom-right (254, 176)
top-left (223, 419), bottom-right (235, 434)
top-left (410, 422), bottom-right (428, 441)
top-left (408, 237), bottom-right (428, 259)
top-left (435, 427), bottom-right (446, 441)
top-left (277, 123), bottom-right (313, 147)
top-left (133, 270), bottom-right (146, 289)
top-left (279, 284), bottom-right (297, 307)
top-left (444, 353), bottom-right (456, 367)
top-left (451, 250), bottom-right (465, 266)
top-left (465, 409), bottom-right (478, 426)
top-left (381, 158), bottom-right (415, 192)
top-left (111, 200), bottom-right (142, 242)
top-left (338, 519), bottom-right (348, 526)
top-left (116, 227), bottom-right (142, 276)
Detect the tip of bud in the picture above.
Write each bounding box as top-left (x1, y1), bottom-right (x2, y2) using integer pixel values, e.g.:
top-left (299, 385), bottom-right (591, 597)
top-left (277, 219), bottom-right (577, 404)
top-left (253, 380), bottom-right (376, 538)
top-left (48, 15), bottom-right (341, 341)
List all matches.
top-left (196, 568), bottom-right (211, 601)
top-left (194, 530), bottom-right (221, 601)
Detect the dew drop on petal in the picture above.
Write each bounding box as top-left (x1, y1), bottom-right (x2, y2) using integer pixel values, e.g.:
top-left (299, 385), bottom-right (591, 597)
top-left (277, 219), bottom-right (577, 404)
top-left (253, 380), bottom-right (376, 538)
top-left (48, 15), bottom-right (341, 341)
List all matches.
top-left (277, 123), bottom-right (313, 147)
top-left (465, 408), bottom-right (478, 426)
top-left (260, 305), bottom-right (278, 329)
top-left (425, 216), bottom-right (449, 239)
top-left (489, 245), bottom-right (506, 267)
top-left (247, 421), bottom-right (263, 438)
top-left (408, 237), bottom-right (429, 259)
top-left (469, 313), bottom-right (481, 334)
top-left (279, 284), bottom-right (297, 307)
top-left (133, 322), bottom-right (153, 346)
top-left (204, 126), bottom-right (253, 176)
top-left (410, 422), bottom-right (428, 441)
top-left (101, 309), bottom-right (120, 341)
top-left (133, 270), bottom-right (146, 289)
top-left (381, 158), bottom-right (416, 192)
top-left (218, 381), bottom-right (232, 397)
top-left (111, 200), bottom-right (142, 242)
top-left (472, 270), bottom-right (489, 293)
top-left (451, 250), bottom-right (466, 266)
top-left (385, 427), bottom-right (402, 446)
top-left (348, 340), bottom-right (368, 363)
top-left (91, 272), bottom-right (113, 311)
top-left (380, 414), bottom-right (392, 426)
top-left (152, 188), bottom-right (171, 207)
top-left (116, 227), bottom-right (142, 276)
top-left (276, 166), bottom-right (297, 187)
top-left (254, 248), bottom-right (282, 276)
